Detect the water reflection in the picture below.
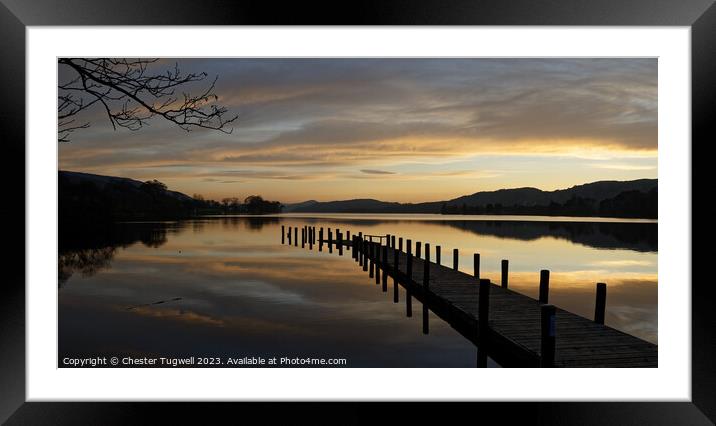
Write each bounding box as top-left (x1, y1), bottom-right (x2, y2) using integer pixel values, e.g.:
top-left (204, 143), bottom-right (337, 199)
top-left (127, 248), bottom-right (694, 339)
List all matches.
top-left (58, 215), bottom-right (657, 367)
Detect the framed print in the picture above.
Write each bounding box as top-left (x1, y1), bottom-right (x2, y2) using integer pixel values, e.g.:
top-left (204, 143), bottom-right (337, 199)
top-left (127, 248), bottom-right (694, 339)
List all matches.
top-left (1, 0), bottom-right (714, 424)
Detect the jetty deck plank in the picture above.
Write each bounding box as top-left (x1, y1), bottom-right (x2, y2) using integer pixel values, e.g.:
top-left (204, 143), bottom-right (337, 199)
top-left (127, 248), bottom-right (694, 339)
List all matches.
top-left (312, 236), bottom-right (657, 367)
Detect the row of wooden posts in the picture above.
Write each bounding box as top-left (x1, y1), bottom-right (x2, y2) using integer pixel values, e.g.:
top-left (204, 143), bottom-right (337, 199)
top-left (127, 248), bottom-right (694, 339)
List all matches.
top-left (281, 224), bottom-right (609, 367)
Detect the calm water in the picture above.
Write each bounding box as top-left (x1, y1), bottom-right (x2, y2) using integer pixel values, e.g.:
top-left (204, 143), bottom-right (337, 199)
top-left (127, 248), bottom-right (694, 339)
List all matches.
top-left (58, 214), bottom-right (657, 367)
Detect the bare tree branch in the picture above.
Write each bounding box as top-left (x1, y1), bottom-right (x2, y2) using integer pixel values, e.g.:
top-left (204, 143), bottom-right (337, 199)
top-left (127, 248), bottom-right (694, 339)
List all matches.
top-left (57, 58), bottom-right (238, 142)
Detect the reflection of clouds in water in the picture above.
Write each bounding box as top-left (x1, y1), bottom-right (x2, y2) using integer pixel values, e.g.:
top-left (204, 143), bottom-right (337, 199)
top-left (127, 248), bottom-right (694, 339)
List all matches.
top-left (608, 306), bottom-right (657, 344)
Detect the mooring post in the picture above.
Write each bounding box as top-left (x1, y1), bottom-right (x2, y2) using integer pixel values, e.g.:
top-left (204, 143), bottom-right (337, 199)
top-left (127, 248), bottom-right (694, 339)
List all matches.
top-left (294, 227), bottom-right (298, 247)
top-left (288, 227), bottom-right (292, 245)
top-left (391, 235), bottom-right (396, 249)
top-left (398, 237), bottom-right (403, 252)
top-left (369, 241), bottom-right (374, 278)
top-left (422, 243), bottom-right (430, 335)
top-left (393, 247), bottom-right (399, 303)
top-left (594, 282), bottom-right (607, 324)
top-left (406, 240), bottom-right (413, 317)
top-left (539, 270), bottom-right (550, 304)
top-left (436, 245), bottom-right (441, 266)
top-left (540, 304), bottom-right (556, 368)
top-left (381, 244), bottom-right (388, 290)
top-left (474, 253), bottom-right (480, 280)
top-left (281, 225), bottom-right (285, 244)
top-left (477, 278), bottom-right (491, 367)
top-left (453, 248), bottom-right (459, 271)
top-left (386, 234), bottom-right (391, 249)
top-left (309, 228), bottom-right (313, 250)
top-left (319, 228), bottom-right (323, 251)
top-left (301, 227), bottom-right (305, 249)
top-left (337, 230), bottom-right (343, 256)
top-left (346, 230), bottom-right (351, 251)
top-left (352, 236), bottom-right (357, 260)
top-left (329, 228), bottom-right (334, 253)
top-left (501, 259), bottom-right (509, 288)
top-left (416, 241), bottom-right (422, 259)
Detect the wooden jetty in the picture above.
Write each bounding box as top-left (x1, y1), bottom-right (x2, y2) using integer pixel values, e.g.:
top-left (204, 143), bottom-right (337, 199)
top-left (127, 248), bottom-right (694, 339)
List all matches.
top-left (281, 225), bottom-right (657, 368)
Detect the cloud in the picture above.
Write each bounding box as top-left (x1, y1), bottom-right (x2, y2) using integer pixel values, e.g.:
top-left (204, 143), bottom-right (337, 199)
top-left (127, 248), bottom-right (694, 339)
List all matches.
top-left (360, 169), bottom-right (396, 175)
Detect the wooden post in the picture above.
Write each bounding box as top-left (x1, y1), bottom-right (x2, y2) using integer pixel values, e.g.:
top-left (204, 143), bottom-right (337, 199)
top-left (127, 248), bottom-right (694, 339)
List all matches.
top-left (477, 278), bottom-right (491, 367)
top-left (391, 235), bottom-right (396, 249)
top-left (416, 241), bottom-right (422, 259)
top-left (294, 227), bottom-right (298, 247)
top-left (346, 230), bottom-right (350, 251)
top-left (319, 227), bottom-right (323, 251)
top-left (539, 270), bottom-right (550, 304)
top-left (362, 240), bottom-right (368, 271)
top-left (453, 248), bottom-right (459, 271)
top-left (501, 259), bottom-right (509, 288)
top-left (406, 241), bottom-right (413, 317)
top-left (398, 237), bottom-right (403, 252)
top-left (474, 253), bottom-right (480, 280)
top-left (386, 234), bottom-right (391, 249)
top-left (337, 230), bottom-right (343, 256)
top-left (594, 282), bottom-right (607, 324)
top-left (393, 247), bottom-right (399, 303)
top-left (381, 244), bottom-right (388, 290)
top-left (436, 245), bottom-right (441, 266)
top-left (281, 225), bottom-right (285, 244)
top-left (301, 227), bottom-right (305, 248)
top-left (309, 228), bottom-right (313, 250)
top-left (540, 304), bottom-right (556, 368)
top-left (328, 228), bottom-right (333, 253)
top-left (422, 243), bottom-right (430, 335)
top-left (369, 241), bottom-right (374, 278)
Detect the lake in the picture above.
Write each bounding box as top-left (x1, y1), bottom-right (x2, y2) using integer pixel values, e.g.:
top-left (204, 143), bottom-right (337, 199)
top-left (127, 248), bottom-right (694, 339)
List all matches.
top-left (58, 214), bottom-right (657, 367)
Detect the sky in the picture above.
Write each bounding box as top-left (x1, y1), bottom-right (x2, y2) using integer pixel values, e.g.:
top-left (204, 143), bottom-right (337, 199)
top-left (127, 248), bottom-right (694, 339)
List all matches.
top-left (58, 58), bottom-right (657, 203)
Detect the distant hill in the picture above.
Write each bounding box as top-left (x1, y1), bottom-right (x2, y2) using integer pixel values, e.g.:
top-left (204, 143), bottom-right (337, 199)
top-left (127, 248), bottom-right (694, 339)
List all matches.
top-left (59, 170), bottom-right (196, 223)
top-left (289, 179), bottom-right (658, 219)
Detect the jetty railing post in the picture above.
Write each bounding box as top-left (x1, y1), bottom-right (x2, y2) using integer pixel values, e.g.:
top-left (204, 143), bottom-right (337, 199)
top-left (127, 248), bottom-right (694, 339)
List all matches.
top-left (319, 227), bottom-right (323, 251)
top-left (398, 237), bottom-right (403, 252)
top-left (362, 240), bottom-right (368, 271)
top-left (381, 244), bottom-right (388, 290)
top-left (328, 228), bottom-right (333, 253)
top-left (477, 278), bottom-right (491, 367)
top-left (352, 236), bottom-right (357, 260)
top-left (294, 227), bottom-right (298, 247)
top-left (540, 304), bottom-right (556, 368)
top-left (501, 259), bottom-right (509, 288)
top-left (594, 283), bottom-right (607, 324)
top-left (309, 228), bottom-right (313, 250)
top-left (301, 227), bottom-right (305, 249)
top-left (453, 248), bottom-right (459, 271)
top-left (539, 270), bottom-right (550, 304)
top-left (281, 225), bottom-right (285, 244)
top-left (422, 243), bottom-right (430, 335)
top-left (474, 253), bottom-right (480, 280)
top-left (391, 235), bottom-right (396, 249)
top-left (346, 231), bottom-right (350, 251)
top-left (406, 239), bottom-right (413, 317)
top-left (416, 241), bottom-right (422, 259)
top-left (436, 245), bottom-right (441, 266)
top-left (393, 246), bottom-right (399, 303)
top-left (386, 234), bottom-right (391, 249)
top-left (369, 241), bottom-right (374, 278)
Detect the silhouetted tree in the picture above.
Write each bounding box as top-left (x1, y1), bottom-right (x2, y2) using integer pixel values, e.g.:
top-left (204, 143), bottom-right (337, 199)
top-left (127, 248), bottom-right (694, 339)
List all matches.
top-left (58, 58), bottom-right (237, 142)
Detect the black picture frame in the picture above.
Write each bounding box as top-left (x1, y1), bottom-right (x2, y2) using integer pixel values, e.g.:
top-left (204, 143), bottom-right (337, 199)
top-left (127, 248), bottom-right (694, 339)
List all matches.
top-left (1, 0), bottom-right (713, 424)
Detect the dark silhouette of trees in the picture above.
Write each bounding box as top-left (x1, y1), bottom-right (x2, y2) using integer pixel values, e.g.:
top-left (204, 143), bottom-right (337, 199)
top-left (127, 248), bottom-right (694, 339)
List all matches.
top-left (58, 58), bottom-right (237, 142)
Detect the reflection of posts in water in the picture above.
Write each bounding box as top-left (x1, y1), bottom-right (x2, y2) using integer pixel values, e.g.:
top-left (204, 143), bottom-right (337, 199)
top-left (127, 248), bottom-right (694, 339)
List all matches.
top-left (393, 247), bottom-right (399, 303)
top-left (540, 304), bottom-right (556, 368)
top-left (453, 248), bottom-right (459, 271)
top-left (594, 282), bottom-right (607, 324)
top-left (501, 259), bottom-right (509, 288)
top-left (474, 253), bottom-right (480, 280)
top-left (422, 243), bottom-right (430, 335)
top-left (539, 270), bottom-right (550, 304)
top-left (381, 244), bottom-right (388, 290)
top-left (281, 225), bottom-right (285, 244)
top-left (477, 278), bottom-right (491, 367)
